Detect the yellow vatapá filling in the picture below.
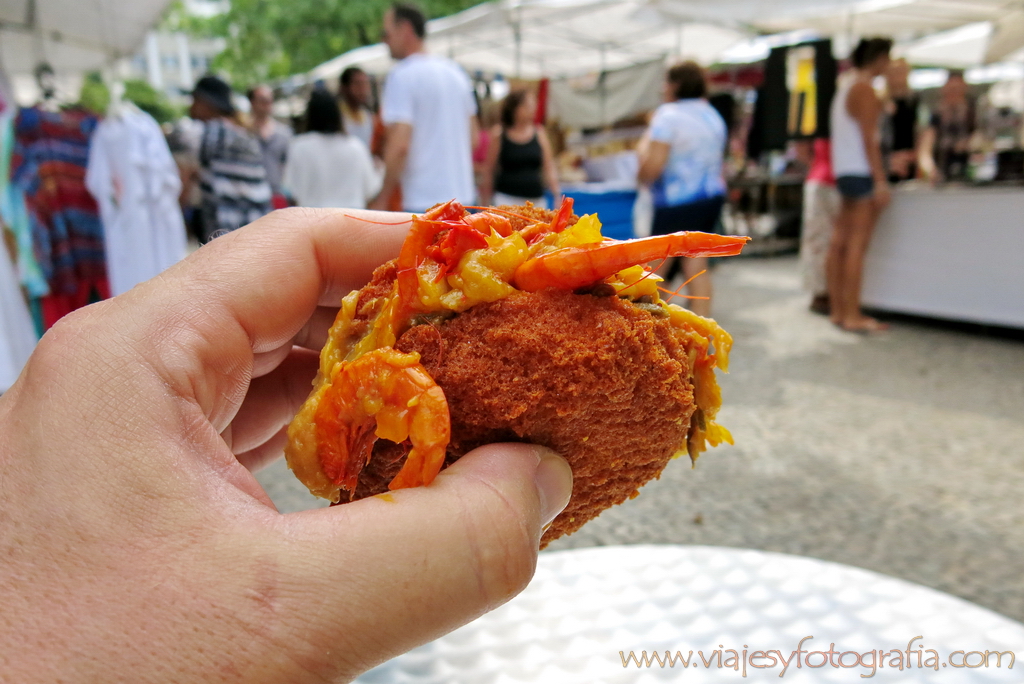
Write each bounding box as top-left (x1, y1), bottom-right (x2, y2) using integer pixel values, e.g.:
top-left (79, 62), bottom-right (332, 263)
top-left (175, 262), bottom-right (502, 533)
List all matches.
top-left (288, 205), bottom-right (737, 499)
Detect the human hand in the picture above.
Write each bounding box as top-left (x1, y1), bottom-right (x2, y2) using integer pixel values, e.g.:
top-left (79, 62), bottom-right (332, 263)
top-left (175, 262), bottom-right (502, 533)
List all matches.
top-left (0, 209), bottom-right (573, 683)
top-left (873, 182), bottom-right (892, 210)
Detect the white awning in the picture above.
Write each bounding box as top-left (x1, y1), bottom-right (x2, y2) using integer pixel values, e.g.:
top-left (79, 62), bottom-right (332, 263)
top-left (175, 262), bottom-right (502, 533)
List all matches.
top-left (304, 0), bottom-right (751, 84)
top-left (306, 0), bottom-right (1023, 90)
top-left (424, 0), bottom-right (749, 79)
top-left (739, 0), bottom-right (1011, 40)
top-left (0, 0), bottom-right (173, 75)
top-left (986, 8), bottom-right (1024, 63)
top-left (899, 21), bottom-right (993, 68)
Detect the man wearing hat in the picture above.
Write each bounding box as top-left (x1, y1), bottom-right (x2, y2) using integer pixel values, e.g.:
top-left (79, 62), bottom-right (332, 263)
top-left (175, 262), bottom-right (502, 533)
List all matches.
top-left (188, 75), bottom-right (273, 241)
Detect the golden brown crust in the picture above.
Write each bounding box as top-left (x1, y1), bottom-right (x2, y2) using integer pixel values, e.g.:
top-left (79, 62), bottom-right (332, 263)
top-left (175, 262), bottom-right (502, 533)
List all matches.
top-left (348, 288), bottom-right (698, 547)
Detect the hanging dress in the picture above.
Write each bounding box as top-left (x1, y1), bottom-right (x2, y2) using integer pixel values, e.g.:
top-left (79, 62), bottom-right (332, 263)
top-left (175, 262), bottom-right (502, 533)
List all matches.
top-left (86, 107), bottom-right (187, 296)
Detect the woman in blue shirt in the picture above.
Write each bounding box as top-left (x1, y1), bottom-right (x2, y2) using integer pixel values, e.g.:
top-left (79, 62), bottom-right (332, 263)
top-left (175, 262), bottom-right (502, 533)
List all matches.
top-left (637, 62), bottom-right (727, 317)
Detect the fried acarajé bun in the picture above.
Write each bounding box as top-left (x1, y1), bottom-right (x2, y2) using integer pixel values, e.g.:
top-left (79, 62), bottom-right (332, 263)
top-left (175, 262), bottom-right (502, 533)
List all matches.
top-left (286, 200), bottom-right (747, 546)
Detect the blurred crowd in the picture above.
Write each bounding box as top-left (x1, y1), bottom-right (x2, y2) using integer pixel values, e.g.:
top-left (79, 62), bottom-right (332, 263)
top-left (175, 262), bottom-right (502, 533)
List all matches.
top-left (2, 0), bottom-right (981, 368)
top-left (168, 2), bottom-right (564, 245)
top-left (161, 2), bottom-right (974, 337)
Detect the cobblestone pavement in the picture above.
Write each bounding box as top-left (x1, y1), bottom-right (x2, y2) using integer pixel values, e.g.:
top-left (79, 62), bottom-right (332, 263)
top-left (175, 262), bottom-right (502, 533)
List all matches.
top-left (257, 255), bottom-right (1024, 623)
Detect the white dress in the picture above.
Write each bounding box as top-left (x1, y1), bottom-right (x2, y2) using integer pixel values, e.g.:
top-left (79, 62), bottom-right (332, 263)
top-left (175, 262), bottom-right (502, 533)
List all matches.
top-left (86, 107), bottom-right (188, 297)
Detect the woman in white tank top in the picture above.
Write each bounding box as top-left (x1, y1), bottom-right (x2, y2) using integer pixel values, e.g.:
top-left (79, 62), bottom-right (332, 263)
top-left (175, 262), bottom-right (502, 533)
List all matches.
top-left (826, 38), bottom-right (893, 333)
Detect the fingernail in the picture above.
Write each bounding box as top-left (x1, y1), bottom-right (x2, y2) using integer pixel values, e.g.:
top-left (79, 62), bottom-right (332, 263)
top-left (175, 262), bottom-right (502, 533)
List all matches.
top-left (533, 447), bottom-right (573, 527)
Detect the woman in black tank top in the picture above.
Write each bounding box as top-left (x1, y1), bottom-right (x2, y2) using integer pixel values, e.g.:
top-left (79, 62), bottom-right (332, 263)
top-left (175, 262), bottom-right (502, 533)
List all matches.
top-left (483, 89), bottom-right (560, 207)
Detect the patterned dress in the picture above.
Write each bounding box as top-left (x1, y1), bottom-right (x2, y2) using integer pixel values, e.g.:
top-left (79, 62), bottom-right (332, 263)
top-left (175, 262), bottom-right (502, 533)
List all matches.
top-left (11, 106), bottom-right (107, 298)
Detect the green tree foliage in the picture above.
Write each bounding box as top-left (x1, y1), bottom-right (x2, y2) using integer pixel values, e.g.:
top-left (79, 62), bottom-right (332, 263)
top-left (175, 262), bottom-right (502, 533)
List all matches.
top-left (123, 80), bottom-right (183, 123)
top-left (164, 0), bottom-right (482, 89)
top-left (76, 73), bottom-right (183, 123)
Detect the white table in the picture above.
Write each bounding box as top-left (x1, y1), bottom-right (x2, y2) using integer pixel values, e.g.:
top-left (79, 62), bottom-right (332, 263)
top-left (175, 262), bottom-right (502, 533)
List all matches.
top-left (862, 184), bottom-right (1024, 329)
top-left (355, 545), bottom-right (1024, 683)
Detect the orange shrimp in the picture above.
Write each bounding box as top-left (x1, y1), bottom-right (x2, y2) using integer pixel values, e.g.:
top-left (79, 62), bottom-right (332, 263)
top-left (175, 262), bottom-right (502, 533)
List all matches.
top-left (314, 348), bottom-right (450, 494)
top-left (394, 202), bottom-right (516, 319)
top-left (520, 196), bottom-right (574, 242)
top-left (393, 201), bottom-right (465, 321)
top-left (465, 210), bottom-right (513, 237)
top-left (513, 231), bottom-right (750, 292)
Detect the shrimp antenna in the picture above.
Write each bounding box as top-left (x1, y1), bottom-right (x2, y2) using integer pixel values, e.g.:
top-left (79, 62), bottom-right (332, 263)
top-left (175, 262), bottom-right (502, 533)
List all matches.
top-left (659, 268), bottom-right (708, 301)
top-left (343, 214), bottom-right (410, 226)
top-left (678, 269), bottom-right (707, 290)
top-left (657, 286), bottom-right (710, 301)
top-left (667, 268), bottom-right (708, 296)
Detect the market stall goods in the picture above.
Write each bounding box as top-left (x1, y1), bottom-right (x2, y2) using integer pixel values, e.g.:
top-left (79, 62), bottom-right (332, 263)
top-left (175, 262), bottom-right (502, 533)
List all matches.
top-left (285, 199), bottom-right (749, 545)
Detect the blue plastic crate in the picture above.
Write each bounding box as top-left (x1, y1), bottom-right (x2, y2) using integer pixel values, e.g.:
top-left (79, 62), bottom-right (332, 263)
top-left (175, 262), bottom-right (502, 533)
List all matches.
top-left (557, 187), bottom-right (637, 241)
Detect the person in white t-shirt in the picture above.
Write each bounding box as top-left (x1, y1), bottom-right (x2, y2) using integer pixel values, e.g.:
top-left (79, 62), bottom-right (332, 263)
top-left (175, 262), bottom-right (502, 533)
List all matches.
top-left (370, 2), bottom-right (477, 213)
top-left (282, 90), bottom-right (381, 209)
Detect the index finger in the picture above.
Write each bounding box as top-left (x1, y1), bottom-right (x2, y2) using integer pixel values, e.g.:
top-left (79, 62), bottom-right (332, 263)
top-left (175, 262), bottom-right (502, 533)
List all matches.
top-left (115, 207), bottom-right (411, 428)
top-left (189, 208), bottom-right (411, 349)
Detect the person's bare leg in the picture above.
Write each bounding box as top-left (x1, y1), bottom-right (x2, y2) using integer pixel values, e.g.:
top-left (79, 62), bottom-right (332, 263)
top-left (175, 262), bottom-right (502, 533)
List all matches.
top-left (826, 202), bottom-right (852, 327)
top-left (840, 199), bottom-right (888, 332)
top-left (681, 256), bottom-right (712, 317)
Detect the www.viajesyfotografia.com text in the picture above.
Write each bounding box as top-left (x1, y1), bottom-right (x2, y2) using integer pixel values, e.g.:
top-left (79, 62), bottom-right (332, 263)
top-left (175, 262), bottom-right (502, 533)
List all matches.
top-left (620, 636), bottom-right (1015, 678)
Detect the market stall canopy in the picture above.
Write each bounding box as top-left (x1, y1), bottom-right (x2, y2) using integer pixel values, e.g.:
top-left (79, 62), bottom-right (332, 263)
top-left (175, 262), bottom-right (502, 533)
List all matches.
top-left (302, 0), bottom-right (1023, 125)
top-left (307, 44), bottom-right (393, 85)
top-left (985, 8), bottom-right (1024, 63)
top-left (633, 0), bottom-right (1024, 70)
top-left (308, 0), bottom-right (1020, 84)
top-left (307, 0), bottom-right (751, 83)
top-left (900, 21), bottom-right (994, 68)
top-left (724, 0), bottom-right (1013, 40)
top-left (0, 0), bottom-right (173, 74)
top-left (423, 0), bottom-right (749, 79)
top-left (547, 58), bottom-right (664, 128)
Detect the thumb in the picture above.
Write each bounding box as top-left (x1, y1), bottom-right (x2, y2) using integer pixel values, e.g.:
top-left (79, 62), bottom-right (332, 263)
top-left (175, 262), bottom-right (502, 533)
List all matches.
top-left (274, 443), bottom-right (573, 681)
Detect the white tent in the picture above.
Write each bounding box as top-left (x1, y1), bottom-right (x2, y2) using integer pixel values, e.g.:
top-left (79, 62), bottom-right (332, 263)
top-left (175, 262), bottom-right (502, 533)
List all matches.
top-left (307, 0), bottom-right (751, 83)
top-left (423, 0), bottom-right (749, 79)
top-left (301, 1), bottom-right (753, 127)
top-left (739, 0), bottom-right (1011, 41)
top-left (900, 21), bottom-right (994, 68)
top-left (547, 58), bottom-right (664, 128)
top-left (0, 0), bottom-right (173, 75)
top-left (308, 0), bottom-right (1022, 85)
top-left (307, 44), bottom-right (393, 84)
top-left (986, 8), bottom-right (1024, 63)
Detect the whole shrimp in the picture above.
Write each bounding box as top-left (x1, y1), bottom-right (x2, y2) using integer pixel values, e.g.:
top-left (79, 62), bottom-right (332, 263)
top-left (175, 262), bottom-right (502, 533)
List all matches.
top-left (514, 229), bottom-right (749, 292)
top-left (314, 348), bottom-right (450, 494)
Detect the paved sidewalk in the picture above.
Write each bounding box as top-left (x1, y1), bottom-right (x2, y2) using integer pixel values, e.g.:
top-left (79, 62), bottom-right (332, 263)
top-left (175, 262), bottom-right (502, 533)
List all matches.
top-left (257, 255), bottom-right (1024, 623)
